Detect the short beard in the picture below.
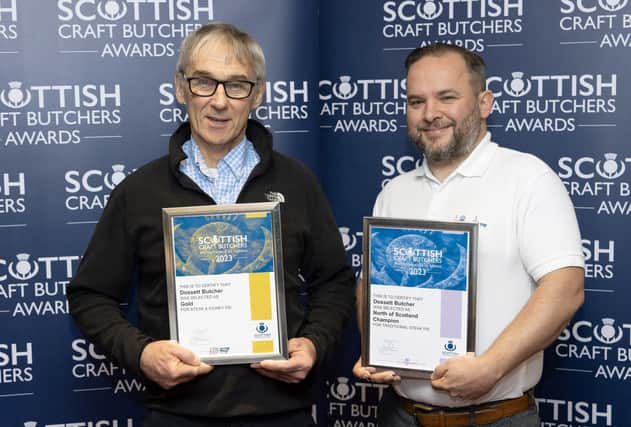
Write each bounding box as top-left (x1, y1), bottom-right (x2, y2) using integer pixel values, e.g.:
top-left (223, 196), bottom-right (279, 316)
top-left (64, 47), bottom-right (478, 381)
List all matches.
top-left (409, 106), bottom-right (482, 163)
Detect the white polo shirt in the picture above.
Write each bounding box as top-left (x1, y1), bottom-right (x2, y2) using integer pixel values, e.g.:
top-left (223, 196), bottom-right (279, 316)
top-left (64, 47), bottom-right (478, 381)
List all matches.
top-left (373, 133), bottom-right (584, 407)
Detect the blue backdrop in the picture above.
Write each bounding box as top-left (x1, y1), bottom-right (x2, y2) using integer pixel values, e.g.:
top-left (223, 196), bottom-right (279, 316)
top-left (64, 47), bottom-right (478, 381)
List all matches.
top-left (1, 1), bottom-right (628, 426)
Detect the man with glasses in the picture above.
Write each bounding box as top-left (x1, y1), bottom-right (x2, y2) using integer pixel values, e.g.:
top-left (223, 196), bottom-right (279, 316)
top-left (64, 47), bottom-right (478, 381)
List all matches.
top-left (68, 22), bottom-right (354, 427)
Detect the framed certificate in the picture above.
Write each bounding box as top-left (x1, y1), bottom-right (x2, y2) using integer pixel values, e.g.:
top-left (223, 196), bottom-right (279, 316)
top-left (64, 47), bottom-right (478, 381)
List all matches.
top-left (361, 217), bottom-right (478, 378)
top-left (162, 202), bottom-right (288, 364)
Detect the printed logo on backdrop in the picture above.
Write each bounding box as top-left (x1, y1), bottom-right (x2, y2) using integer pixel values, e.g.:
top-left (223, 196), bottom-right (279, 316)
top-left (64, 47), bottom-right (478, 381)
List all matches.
top-left (560, 0), bottom-right (631, 48)
top-left (21, 419), bottom-right (134, 427)
top-left (0, 79), bottom-right (122, 147)
top-left (582, 237), bottom-right (615, 281)
top-left (0, 172), bottom-right (26, 216)
top-left (320, 76), bottom-right (406, 133)
top-left (555, 317), bottom-right (631, 381)
top-left (487, 71), bottom-right (617, 133)
top-left (158, 83), bottom-right (187, 127)
top-left (71, 338), bottom-right (145, 395)
top-left (64, 164), bottom-right (132, 213)
top-left (56, 0), bottom-right (213, 57)
top-left (0, 253), bottom-right (80, 317)
top-left (0, 0), bottom-right (18, 42)
top-left (381, 154), bottom-right (422, 187)
top-left (339, 227), bottom-right (363, 277)
top-left (0, 342), bottom-right (33, 387)
top-left (254, 81), bottom-right (310, 130)
top-left (158, 80), bottom-right (310, 132)
top-left (381, 0), bottom-right (524, 52)
top-left (535, 396), bottom-right (613, 427)
top-left (325, 376), bottom-right (387, 427)
top-left (557, 153), bottom-right (631, 215)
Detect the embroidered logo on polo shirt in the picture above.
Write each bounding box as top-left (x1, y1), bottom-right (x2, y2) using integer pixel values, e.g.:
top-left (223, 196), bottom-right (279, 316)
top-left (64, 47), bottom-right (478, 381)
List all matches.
top-left (265, 191), bottom-right (285, 203)
top-left (454, 214), bottom-right (487, 228)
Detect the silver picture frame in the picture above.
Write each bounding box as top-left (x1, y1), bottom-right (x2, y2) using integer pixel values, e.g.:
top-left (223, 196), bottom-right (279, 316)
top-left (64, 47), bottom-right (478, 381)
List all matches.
top-left (361, 216), bottom-right (478, 378)
top-left (162, 202), bottom-right (288, 365)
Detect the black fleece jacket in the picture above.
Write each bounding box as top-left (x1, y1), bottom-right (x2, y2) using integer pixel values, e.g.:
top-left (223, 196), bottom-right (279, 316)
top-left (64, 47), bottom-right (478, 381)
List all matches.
top-left (67, 120), bottom-right (355, 417)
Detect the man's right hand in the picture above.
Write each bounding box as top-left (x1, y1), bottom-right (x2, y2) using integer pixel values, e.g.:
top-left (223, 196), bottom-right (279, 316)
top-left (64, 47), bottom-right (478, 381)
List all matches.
top-left (352, 357), bottom-right (401, 384)
top-left (140, 340), bottom-right (213, 389)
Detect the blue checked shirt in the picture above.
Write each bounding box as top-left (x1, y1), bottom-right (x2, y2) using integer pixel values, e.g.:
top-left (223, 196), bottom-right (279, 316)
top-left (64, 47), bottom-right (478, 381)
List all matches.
top-left (179, 137), bottom-right (260, 204)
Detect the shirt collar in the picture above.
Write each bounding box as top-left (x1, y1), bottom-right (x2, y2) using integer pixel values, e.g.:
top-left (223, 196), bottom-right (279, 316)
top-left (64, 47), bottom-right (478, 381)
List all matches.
top-left (190, 136), bottom-right (251, 179)
top-left (414, 132), bottom-right (497, 181)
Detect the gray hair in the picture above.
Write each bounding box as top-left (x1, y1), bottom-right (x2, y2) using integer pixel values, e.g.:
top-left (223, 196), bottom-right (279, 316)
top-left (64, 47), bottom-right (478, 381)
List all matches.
top-left (176, 22), bottom-right (266, 82)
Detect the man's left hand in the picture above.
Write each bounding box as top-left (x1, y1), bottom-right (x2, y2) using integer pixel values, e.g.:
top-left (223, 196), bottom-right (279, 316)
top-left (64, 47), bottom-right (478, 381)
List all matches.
top-left (430, 353), bottom-right (499, 401)
top-left (251, 337), bottom-right (316, 384)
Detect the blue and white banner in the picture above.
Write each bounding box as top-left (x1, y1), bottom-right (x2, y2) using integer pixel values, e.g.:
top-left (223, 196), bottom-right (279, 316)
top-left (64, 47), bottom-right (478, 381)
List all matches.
top-left (1, 1), bottom-right (629, 426)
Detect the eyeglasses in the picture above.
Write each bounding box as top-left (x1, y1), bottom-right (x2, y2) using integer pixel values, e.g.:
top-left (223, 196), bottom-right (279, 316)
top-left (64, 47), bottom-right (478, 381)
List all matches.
top-left (181, 74), bottom-right (256, 99)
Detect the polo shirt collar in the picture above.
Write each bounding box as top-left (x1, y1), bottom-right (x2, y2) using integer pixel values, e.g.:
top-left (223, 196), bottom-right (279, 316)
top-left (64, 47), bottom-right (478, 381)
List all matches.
top-left (414, 132), bottom-right (496, 181)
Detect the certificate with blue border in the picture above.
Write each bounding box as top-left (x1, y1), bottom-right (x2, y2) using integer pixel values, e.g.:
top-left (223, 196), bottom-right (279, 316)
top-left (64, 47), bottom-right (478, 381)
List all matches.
top-left (361, 217), bottom-right (478, 378)
top-left (162, 202), bottom-right (287, 364)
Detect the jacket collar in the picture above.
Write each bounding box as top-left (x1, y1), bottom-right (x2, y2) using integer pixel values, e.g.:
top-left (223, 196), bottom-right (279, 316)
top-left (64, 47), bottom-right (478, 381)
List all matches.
top-left (168, 119), bottom-right (273, 178)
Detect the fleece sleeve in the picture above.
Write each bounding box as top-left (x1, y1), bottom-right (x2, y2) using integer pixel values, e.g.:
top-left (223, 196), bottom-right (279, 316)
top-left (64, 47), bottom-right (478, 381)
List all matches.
top-left (66, 185), bottom-right (153, 377)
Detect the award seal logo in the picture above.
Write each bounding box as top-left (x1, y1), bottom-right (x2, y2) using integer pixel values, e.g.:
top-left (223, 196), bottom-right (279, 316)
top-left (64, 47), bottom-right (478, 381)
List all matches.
top-left (444, 340), bottom-right (457, 352)
top-left (173, 214), bottom-right (273, 276)
top-left (370, 228), bottom-right (468, 290)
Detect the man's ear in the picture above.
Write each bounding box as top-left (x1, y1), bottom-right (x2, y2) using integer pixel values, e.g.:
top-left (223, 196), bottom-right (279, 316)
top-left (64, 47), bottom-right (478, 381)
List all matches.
top-left (478, 90), bottom-right (494, 119)
top-left (175, 72), bottom-right (186, 105)
top-left (251, 81), bottom-right (265, 110)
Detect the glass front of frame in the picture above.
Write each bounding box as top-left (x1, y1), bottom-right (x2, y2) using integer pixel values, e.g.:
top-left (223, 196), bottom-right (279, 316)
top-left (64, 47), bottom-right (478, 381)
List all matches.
top-left (162, 202), bottom-right (287, 364)
top-left (361, 217), bottom-right (478, 378)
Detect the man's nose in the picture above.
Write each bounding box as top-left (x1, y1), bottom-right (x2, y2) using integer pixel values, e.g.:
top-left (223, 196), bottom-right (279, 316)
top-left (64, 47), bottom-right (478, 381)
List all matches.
top-left (209, 83), bottom-right (229, 107)
top-left (422, 99), bottom-right (441, 123)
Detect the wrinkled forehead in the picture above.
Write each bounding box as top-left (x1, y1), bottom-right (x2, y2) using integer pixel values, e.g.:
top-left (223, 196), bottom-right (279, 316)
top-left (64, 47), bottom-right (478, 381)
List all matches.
top-left (189, 37), bottom-right (254, 74)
